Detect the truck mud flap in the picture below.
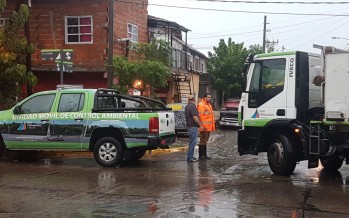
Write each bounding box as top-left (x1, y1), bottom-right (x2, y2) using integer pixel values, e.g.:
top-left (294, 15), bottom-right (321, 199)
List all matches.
top-left (308, 155), bottom-right (319, 168)
top-left (238, 129), bottom-right (257, 155)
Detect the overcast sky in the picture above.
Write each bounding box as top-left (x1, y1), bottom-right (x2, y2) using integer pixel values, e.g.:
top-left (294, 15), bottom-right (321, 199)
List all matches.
top-left (148, 0), bottom-right (349, 56)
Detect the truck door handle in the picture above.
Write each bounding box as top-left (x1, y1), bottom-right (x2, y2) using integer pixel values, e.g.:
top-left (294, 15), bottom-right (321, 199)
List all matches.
top-left (75, 118), bottom-right (83, 121)
top-left (41, 119), bottom-right (49, 122)
top-left (276, 109), bottom-right (285, 116)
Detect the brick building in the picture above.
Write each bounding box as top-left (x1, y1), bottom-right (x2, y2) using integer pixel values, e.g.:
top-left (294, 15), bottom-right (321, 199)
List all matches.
top-left (1, 0), bottom-right (148, 94)
top-left (148, 16), bottom-right (208, 104)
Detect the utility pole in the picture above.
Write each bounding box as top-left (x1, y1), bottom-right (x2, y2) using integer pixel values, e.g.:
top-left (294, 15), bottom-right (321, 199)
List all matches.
top-left (107, 0), bottom-right (114, 88)
top-left (263, 15), bottom-right (267, 53)
top-left (24, 0), bottom-right (32, 96)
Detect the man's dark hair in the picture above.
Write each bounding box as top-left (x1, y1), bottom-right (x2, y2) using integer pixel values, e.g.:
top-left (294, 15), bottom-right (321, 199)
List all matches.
top-left (203, 93), bottom-right (211, 98)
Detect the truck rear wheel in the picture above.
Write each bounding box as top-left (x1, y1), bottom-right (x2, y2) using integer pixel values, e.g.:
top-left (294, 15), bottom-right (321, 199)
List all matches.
top-left (267, 134), bottom-right (297, 176)
top-left (94, 137), bottom-right (123, 167)
top-left (320, 155), bottom-right (344, 170)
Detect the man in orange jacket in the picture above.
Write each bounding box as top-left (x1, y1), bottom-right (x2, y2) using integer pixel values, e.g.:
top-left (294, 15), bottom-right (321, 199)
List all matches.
top-left (197, 93), bottom-right (215, 160)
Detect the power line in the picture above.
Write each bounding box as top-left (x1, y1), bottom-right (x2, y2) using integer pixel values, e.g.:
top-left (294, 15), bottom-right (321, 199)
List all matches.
top-left (189, 29), bottom-right (263, 39)
top-left (149, 4), bottom-right (349, 16)
top-left (289, 19), bottom-right (349, 50)
top-left (182, 0), bottom-right (349, 4)
top-left (189, 16), bottom-right (333, 39)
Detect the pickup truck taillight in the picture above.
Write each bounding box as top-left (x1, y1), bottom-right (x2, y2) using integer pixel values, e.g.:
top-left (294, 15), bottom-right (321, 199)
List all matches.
top-left (149, 117), bottom-right (159, 134)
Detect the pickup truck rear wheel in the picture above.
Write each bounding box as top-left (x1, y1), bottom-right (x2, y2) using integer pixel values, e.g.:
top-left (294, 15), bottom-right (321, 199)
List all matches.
top-left (94, 137), bottom-right (123, 167)
top-left (320, 154), bottom-right (344, 170)
top-left (267, 134), bottom-right (297, 176)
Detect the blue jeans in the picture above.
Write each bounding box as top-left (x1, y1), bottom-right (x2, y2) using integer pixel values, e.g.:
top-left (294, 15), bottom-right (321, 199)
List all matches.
top-left (187, 127), bottom-right (198, 160)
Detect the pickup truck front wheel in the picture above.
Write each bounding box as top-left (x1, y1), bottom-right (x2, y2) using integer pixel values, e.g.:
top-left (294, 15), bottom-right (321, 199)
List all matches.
top-left (94, 137), bottom-right (123, 167)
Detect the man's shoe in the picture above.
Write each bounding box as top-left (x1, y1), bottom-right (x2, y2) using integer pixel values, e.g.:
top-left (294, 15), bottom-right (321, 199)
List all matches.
top-left (187, 158), bottom-right (198, 162)
top-left (199, 156), bottom-right (207, 160)
top-left (204, 156), bottom-right (212, 160)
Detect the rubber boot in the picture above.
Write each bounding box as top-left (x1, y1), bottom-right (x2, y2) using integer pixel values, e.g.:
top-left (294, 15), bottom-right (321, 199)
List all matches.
top-left (203, 144), bottom-right (211, 160)
top-left (199, 145), bottom-right (206, 160)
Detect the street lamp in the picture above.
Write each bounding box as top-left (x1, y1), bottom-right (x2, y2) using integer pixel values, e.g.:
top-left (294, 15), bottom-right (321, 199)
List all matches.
top-left (332, 36), bottom-right (349, 49)
top-left (332, 36), bottom-right (349, 41)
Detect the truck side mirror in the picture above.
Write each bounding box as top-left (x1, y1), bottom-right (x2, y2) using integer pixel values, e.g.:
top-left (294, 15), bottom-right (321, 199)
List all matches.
top-left (13, 106), bottom-right (21, 114)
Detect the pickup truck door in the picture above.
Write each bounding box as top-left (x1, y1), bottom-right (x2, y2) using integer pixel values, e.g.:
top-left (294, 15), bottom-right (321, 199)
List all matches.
top-left (7, 94), bottom-right (56, 149)
top-left (51, 93), bottom-right (86, 149)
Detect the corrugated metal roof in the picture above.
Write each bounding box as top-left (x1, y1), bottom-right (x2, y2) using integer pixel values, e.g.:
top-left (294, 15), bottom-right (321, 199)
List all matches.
top-left (148, 15), bottom-right (190, 32)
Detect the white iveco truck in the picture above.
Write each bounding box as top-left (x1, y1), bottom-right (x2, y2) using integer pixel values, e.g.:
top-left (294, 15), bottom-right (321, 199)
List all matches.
top-left (238, 45), bottom-right (349, 176)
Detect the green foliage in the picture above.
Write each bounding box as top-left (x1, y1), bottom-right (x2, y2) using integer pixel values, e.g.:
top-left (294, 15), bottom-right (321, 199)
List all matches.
top-left (248, 44), bottom-right (264, 54)
top-left (0, 0), bottom-right (6, 11)
top-left (0, 3), bottom-right (36, 109)
top-left (248, 43), bottom-right (275, 54)
top-left (207, 38), bottom-right (249, 98)
top-left (112, 40), bottom-right (171, 95)
top-left (131, 40), bottom-right (172, 67)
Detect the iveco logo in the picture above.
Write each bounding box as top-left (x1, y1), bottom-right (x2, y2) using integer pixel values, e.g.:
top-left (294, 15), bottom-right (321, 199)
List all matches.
top-left (289, 58), bottom-right (294, 77)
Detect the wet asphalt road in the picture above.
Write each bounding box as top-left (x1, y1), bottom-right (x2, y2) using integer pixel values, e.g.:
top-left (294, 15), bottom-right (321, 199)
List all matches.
top-left (0, 129), bottom-right (349, 218)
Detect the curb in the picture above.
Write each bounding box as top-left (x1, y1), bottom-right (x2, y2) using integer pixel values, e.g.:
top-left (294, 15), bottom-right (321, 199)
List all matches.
top-left (39, 145), bottom-right (188, 157)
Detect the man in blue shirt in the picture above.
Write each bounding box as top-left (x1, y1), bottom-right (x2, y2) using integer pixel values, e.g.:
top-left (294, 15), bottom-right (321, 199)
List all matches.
top-left (185, 95), bottom-right (204, 162)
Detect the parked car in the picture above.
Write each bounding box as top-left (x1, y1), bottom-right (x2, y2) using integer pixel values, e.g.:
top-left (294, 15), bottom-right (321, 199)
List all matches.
top-left (219, 98), bottom-right (240, 129)
top-left (0, 88), bottom-right (176, 167)
top-left (167, 103), bottom-right (188, 136)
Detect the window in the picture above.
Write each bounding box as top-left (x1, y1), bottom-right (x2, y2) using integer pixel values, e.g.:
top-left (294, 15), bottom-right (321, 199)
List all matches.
top-left (172, 49), bottom-right (183, 68)
top-left (58, 94), bottom-right (85, 112)
top-left (65, 16), bottom-right (93, 44)
top-left (187, 54), bottom-right (193, 70)
top-left (194, 57), bottom-right (200, 71)
top-left (127, 23), bottom-right (138, 42)
top-left (248, 59), bottom-right (286, 108)
top-left (97, 97), bottom-right (117, 109)
top-left (0, 18), bottom-right (8, 27)
top-left (21, 94), bottom-right (56, 114)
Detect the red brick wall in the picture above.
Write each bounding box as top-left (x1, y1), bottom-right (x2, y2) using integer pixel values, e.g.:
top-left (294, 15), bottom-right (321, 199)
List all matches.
top-left (114, 0), bottom-right (148, 54)
top-left (2, 0), bottom-right (148, 92)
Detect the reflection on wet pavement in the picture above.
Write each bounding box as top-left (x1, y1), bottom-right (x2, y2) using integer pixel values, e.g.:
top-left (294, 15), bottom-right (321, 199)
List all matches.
top-left (0, 129), bottom-right (348, 217)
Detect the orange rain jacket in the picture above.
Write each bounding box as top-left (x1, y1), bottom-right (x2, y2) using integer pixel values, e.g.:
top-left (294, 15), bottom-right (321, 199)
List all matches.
top-left (197, 99), bottom-right (216, 132)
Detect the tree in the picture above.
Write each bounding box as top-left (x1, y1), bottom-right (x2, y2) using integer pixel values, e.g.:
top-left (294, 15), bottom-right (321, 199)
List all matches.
top-left (112, 40), bottom-right (171, 96)
top-left (0, 3), bottom-right (36, 109)
top-left (207, 38), bottom-right (249, 99)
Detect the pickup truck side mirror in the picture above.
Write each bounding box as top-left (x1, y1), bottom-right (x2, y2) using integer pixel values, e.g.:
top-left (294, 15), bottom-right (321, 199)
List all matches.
top-left (13, 105), bottom-right (21, 114)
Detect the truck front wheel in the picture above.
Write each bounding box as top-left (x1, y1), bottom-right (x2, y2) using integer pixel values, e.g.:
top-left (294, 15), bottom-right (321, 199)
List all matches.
top-left (267, 134), bottom-right (297, 176)
top-left (320, 154), bottom-right (344, 170)
top-left (94, 137), bottom-right (123, 167)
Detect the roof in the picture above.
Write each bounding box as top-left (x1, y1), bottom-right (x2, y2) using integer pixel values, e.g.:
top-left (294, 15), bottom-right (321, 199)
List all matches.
top-left (255, 51), bottom-right (297, 58)
top-left (148, 15), bottom-right (190, 32)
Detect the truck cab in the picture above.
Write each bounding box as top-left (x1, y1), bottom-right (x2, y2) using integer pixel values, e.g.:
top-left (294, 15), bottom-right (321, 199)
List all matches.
top-left (238, 51), bottom-right (324, 175)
